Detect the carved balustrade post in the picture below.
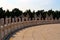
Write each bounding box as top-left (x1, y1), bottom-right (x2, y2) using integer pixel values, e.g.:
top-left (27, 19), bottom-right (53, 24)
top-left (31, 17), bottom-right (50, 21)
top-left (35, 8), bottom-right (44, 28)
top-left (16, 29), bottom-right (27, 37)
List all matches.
top-left (18, 17), bottom-right (21, 29)
top-left (0, 18), bottom-right (5, 40)
top-left (59, 18), bottom-right (60, 23)
top-left (11, 18), bottom-right (15, 32)
top-left (29, 18), bottom-right (31, 26)
top-left (0, 18), bottom-right (4, 26)
top-left (8, 17), bottom-right (11, 24)
top-left (5, 17), bottom-right (8, 25)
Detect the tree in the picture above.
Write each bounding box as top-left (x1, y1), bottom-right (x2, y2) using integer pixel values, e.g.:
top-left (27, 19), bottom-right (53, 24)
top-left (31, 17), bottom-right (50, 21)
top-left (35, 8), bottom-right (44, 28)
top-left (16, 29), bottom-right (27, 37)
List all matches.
top-left (55, 11), bottom-right (60, 20)
top-left (5, 9), bottom-right (10, 17)
top-left (47, 9), bottom-right (53, 16)
top-left (24, 9), bottom-right (32, 18)
top-left (0, 7), bottom-right (5, 18)
top-left (47, 9), bottom-right (55, 20)
top-left (12, 8), bottom-right (23, 17)
top-left (32, 10), bottom-right (35, 18)
top-left (0, 7), bottom-right (60, 20)
top-left (36, 10), bottom-right (43, 17)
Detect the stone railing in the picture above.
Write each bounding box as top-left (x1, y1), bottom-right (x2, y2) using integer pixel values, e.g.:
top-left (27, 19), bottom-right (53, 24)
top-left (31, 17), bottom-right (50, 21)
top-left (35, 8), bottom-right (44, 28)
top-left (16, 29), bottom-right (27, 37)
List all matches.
top-left (0, 17), bottom-right (60, 40)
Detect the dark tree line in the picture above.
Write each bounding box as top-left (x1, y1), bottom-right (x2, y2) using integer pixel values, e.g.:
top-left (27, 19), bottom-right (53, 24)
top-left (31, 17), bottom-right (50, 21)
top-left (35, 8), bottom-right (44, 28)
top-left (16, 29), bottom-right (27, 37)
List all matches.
top-left (0, 7), bottom-right (60, 20)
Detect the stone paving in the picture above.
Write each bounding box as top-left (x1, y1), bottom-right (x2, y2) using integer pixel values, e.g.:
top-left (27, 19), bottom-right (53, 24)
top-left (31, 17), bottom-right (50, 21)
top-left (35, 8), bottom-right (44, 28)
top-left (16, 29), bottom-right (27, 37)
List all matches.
top-left (9, 24), bottom-right (60, 40)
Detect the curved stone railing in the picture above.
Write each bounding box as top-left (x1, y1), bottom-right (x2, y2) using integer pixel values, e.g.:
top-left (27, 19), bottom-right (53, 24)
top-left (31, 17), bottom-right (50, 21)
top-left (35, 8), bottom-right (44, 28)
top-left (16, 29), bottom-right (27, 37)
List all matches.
top-left (0, 17), bottom-right (60, 40)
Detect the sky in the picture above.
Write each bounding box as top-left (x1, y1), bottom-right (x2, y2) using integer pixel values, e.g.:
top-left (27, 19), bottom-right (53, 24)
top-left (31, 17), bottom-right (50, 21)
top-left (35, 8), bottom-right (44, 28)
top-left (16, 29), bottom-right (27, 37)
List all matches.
top-left (0, 0), bottom-right (60, 11)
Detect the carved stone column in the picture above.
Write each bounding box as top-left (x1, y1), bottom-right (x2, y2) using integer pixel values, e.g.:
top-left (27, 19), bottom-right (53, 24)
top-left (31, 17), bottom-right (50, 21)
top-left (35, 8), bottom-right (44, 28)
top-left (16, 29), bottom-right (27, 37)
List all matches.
top-left (22, 17), bottom-right (24, 22)
top-left (15, 17), bottom-right (18, 22)
top-left (8, 17), bottom-right (11, 24)
top-left (19, 17), bottom-right (21, 22)
top-left (5, 17), bottom-right (8, 25)
top-left (0, 18), bottom-right (4, 26)
top-left (12, 18), bottom-right (14, 23)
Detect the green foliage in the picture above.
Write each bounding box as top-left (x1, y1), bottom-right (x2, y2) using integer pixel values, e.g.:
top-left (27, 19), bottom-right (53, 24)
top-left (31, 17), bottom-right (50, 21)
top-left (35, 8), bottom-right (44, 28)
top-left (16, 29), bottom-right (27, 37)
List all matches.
top-left (0, 7), bottom-right (60, 20)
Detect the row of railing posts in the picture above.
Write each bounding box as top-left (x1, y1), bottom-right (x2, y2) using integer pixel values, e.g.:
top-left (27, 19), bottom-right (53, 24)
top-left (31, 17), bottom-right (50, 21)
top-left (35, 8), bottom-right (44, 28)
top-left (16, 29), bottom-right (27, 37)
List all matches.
top-left (0, 17), bottom-right (60, 40)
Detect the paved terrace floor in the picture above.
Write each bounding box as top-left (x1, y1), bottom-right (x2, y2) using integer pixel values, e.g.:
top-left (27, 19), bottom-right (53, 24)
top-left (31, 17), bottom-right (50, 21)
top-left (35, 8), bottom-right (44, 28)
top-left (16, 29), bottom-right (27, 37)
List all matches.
top-left (9, 24), bottom-right (60, 40)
